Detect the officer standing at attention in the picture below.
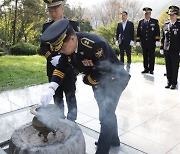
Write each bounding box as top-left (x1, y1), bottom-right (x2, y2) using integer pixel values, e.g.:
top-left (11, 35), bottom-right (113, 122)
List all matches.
top-left (116, 11), bottom-right (134, 70)
top-left (160, 6), bottom-right (180, 90)
top-left (136, 7), bottom-right (160, 74)
top-left (40, 19), bottom-right (130, 154)
top-left (40, 0), bottom-right (79, 121)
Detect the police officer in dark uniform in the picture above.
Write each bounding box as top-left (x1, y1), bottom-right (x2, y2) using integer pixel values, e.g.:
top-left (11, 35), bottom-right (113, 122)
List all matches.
top-left (40, 19), bottom-right (130, 154)
top-left (160, 6), bottom-right (180, 90)
top-left (40, 0), bottom-right (80, 121)
top-left (136, 7), bottom-right (160, 74)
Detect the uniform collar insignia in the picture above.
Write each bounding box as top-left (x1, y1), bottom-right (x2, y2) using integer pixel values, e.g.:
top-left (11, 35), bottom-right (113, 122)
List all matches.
top-left (95, 48), bottom-right (103, 58)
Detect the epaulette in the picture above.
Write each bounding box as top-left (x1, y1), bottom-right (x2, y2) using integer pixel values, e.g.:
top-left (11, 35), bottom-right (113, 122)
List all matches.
top-left (81, 37), bottom-right (95, 49)
top-left (177, 18), bottom-right (180, 22)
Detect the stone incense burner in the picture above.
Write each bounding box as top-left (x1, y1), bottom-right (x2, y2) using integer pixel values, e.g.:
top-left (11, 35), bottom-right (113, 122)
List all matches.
top-left (30, 105), bottom-right (56, 142)
top-left (9, 104), bottom-right (86, 154)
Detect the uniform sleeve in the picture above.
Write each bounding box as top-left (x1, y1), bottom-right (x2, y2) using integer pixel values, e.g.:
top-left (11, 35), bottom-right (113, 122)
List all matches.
top-left (155, 20), bottom-right (160, 41)
top-left (160, 27), bottom-right (165, 50)
top-left (136, 21), bottom-right (141, 42)
top-left (51, 54), bottom-right (71, 85)
top-left (83, 42), bottom-right (107, 86)
top-left (40, 24), bottom-right (53, 61)
top-left (130, 22), bottom-right (134, 41)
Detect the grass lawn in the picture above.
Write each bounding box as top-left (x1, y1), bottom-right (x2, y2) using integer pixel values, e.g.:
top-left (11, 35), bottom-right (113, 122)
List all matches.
top-left (0, 54), bottom-right (165, 93)
top-left (0, 55), bottom-right (47, 93)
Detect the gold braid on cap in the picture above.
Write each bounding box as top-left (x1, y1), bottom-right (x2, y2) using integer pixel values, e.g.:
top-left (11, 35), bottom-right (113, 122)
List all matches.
top-left (47, 1), bottom-right (63, 7)
top-left (49, 31), bottom-right (67, 52)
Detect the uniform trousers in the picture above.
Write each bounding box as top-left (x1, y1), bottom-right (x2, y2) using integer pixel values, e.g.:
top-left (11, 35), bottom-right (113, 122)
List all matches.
top-left (164, 50), bottom-right (179, 85)
top-left (142, 46), bottom-right (155, 72)
top-left (93, 67), bottom-right (130, 154)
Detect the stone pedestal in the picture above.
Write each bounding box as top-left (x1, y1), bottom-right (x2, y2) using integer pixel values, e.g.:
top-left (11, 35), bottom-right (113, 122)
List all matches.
top-left (9, 119), bottom-right (85, 154)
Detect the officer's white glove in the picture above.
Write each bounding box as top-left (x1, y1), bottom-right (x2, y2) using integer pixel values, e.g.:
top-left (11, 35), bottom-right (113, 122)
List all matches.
top-left (40, 82), bottom-right (59, 107)
top-left (136, 42), bottom-right (141, 47)
top-left (179, 52), bottom-right (180, 56)
top-left (160, 49), bottom-right (164, 55)
top-left (51, 55), bottom-right (61, 66)
top-left (115, 40), bottom-right (119, 46)
top-left (155, 41), bottom-right (161, 47)
top-left (130, 40), bottom-right (134, 46)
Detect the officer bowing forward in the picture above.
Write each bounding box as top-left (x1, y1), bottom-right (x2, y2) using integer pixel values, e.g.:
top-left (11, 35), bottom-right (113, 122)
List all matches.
top-left (160, 6), bottom-right (180, 90)
top-left (40, 19), bottom-right (130, 154)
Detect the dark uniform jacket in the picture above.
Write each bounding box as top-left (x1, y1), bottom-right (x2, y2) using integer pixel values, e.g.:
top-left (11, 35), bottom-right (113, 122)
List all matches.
top-left (116, 20), bottom-right (134, 47)
top-left (136, 18), bottom-right (160, 48)
top-left (51, 32), bottom-right (126, 86)
top-left (161, 19), bottom-right (180, 52)
top-left (40, 19), bottom-right (79, 77)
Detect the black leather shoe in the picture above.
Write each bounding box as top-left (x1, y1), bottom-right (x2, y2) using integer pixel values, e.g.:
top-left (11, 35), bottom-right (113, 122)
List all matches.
top-left (170, 85), bottom-right (176, 90)
top-left (165, 84), bottom-right (171, 88)
top-left (95, 141), bottom-right (120, 147)
top-left (141, 70), bottom-right (149, 73)
top-left (150, 71), bottom-right (154, 74)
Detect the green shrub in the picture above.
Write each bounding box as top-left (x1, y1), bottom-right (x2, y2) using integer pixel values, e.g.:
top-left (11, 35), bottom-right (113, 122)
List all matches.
top-left (0, 47), bottom-right (6, 52)
top-left (9, 43), bottom-right (38, 55)
top-left (36, 46), bottom-right (44, 56)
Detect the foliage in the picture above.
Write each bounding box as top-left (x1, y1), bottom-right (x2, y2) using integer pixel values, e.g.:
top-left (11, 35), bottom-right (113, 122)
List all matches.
top-left (92, 20), bottom-right (117, 45)
top-left (0, 55), bottom-right (47, 92)
top-left (10, 43), bottom-right (38, 55)
top-left (0, 47), bottom-right (6, 53)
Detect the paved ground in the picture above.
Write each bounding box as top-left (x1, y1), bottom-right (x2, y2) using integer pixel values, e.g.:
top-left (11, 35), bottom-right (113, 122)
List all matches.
top-left (0, 63), bottom-right (180, 154)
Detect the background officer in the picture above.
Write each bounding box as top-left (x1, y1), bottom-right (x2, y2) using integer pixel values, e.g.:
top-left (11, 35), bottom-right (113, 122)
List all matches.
top-left (136, 7), bottom-right (160, 74)
top-left (116, 11), bottom-right (134, 70)
top-left (160, 6), bottom-right (180, 90)
top-left (40, 19), bottom-right (130, 154)
top-left (40, 0), bottom-right (79, 121)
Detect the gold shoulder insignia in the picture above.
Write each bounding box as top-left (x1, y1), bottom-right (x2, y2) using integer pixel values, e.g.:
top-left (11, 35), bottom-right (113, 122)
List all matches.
top-left (81, 38), bottom-right (95, 48)
top-left (95, 48), bottom-right (103, 58)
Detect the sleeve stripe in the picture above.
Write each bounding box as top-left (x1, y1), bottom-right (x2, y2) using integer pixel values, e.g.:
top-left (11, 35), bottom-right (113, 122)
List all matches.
top-left (87, 75), bottom-right (99, 85)
top-left (45, 51), bottom-right (51, 59)
top-left (53, 69), bottom-right (65, 78)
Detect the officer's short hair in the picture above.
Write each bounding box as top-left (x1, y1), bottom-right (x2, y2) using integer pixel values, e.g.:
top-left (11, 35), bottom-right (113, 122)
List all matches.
top-left (121, 11), bottom-right (128, 15)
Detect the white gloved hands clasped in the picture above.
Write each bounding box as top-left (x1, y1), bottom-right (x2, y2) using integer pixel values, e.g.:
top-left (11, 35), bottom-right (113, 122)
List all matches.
top-left (136, 42), bottom-right (141, 47)
top-left (130, 40), bottom-right (134, 46)
top-left (160, 49), bottom-right (164, 55)
top-left (155, 41), bottom-right (161, 47)
top-left (115, 40), bottom-right (119, 46)
top-left (51, 55), bottom-right (61, 66)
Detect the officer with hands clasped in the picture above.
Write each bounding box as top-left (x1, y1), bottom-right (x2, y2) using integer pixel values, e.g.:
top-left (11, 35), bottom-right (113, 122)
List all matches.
top-left (136, 7), bottom-right (160, 74)
top-left (40, 0), bottom-right (79, 121)
top-left (40, 19), bottom-right (130, 154)
top-left (160, 6), bottom-right (180, 90)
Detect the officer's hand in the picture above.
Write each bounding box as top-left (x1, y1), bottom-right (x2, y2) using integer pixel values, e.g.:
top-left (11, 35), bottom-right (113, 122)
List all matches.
top-left (130, 41), bottom-right (134, 46)
top-left (40, 88), bottom-right (55, 107)
top-left (160, 49), bottom-right (164, 55)
top-left (156, 41), bottom-right (161, 47)
top-left (115, 40), bottom-right (119, 46)
top-left (136, 42), bottom-right (141, 47)
top-left (51, 55), bottom-right (61, 66)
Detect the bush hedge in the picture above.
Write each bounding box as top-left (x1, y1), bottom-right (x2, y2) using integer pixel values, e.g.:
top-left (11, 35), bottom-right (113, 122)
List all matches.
top-left (9, 43), bottom-right (38, 55)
